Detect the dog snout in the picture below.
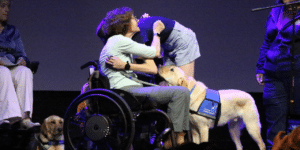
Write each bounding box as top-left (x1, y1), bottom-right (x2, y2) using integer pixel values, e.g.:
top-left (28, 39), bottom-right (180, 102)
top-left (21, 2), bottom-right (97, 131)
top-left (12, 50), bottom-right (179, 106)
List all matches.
top-left (58, 127), bottom-right (63, 133)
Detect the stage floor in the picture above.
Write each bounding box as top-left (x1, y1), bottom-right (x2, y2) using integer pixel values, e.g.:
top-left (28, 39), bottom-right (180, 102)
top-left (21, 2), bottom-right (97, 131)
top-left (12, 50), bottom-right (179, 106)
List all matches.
top-left (31, 91), bottom-right (266, 150)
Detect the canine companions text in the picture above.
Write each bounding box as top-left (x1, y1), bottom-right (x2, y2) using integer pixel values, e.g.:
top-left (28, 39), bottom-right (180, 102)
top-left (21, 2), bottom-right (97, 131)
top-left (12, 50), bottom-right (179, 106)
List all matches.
top-left (158, 66), bottom-right (266, 150)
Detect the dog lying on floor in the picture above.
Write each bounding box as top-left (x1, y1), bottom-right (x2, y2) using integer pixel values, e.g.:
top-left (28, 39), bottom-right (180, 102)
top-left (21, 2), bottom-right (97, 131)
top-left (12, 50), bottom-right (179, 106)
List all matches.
top-left (158, 65), bottom-right (266, 150)
top-left (28, 115), bottom-right (64, 150)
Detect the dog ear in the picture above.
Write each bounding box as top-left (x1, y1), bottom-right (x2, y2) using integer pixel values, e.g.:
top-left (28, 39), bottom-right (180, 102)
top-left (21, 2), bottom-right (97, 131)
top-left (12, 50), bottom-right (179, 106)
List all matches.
top-left (41, 119), bottom-right (48, 136)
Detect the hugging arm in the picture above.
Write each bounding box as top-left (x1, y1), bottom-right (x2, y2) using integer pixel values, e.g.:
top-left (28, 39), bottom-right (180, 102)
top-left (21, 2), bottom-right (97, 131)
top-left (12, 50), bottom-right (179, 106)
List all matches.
top-left (106, 56), bottom-right (157, 74)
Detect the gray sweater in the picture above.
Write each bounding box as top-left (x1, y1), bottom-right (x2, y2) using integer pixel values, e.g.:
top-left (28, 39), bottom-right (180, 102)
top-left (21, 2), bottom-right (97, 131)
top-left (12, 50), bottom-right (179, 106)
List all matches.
top-left (100, 35), bottom-right (156, 89)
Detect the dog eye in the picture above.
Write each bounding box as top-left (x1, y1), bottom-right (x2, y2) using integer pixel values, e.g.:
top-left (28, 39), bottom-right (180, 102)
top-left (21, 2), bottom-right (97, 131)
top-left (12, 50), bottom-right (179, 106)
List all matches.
top-left (170, 68), bottom-right (174, 72)
top-left (51, 121), bottom-right (55, 124)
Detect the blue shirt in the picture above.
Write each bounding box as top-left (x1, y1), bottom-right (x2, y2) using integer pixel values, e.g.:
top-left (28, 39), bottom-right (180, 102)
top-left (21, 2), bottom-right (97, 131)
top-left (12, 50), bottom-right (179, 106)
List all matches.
top-left (257, 6), bottom-right (300, 75)
top-left (0, 24), bottom-right (28, 65)
top-left (132, 16), bottom-right (175, 45)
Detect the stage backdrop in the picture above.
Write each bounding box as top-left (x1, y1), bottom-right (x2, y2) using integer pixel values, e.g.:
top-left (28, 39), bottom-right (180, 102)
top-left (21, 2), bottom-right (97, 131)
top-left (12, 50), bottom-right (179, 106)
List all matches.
top-left (8, 0), bottom-right (275, 92)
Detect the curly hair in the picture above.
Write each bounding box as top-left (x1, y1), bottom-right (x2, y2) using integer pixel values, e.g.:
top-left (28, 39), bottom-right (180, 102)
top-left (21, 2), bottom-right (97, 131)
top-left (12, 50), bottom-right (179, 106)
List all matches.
top-left (97, 7), bottom-right (134, 43)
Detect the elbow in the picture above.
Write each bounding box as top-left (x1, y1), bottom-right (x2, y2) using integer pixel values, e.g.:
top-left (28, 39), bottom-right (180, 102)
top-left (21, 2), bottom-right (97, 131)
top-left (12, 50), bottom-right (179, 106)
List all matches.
top-left (152, 69), bottom-right (158, 75)
top-left (148, 67), bottom-right (158, 75)
top-left (154, 49), bottom-right (161, 58)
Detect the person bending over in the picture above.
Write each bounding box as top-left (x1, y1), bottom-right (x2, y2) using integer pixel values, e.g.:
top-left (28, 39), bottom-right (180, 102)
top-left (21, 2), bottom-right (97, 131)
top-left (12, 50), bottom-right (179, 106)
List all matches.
top-left (132, 13), bottom-right (201, 78)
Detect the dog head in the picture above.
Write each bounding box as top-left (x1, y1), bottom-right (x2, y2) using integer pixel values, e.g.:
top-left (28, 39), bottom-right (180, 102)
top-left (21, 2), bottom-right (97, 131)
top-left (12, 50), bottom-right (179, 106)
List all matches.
top-left (158, 65), bottom-right (189, 87)
top-left (41, 115), bottom-right (64, 141)
top-left (285, 126), bottom-right (300, 149)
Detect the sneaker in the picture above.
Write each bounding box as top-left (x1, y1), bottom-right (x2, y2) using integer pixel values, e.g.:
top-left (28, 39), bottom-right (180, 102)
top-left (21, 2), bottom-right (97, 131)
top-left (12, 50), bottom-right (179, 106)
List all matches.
top-left (20, 118), bottom-right (40, 130)
top-left (0, 120), bottom-right (11, 129)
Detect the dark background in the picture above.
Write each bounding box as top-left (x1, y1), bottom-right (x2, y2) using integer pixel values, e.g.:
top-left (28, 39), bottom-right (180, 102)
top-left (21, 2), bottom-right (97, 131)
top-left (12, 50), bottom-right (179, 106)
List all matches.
top-left (8, 0), bottom-right (275, 92)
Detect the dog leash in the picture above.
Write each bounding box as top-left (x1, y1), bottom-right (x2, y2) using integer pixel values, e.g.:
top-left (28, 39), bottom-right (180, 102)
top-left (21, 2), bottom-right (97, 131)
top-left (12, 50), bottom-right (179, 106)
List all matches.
top-left (120, 71), bottom-right (159, 87)
top-left (190, 84), bottom-right (196, 94)
top-left (34, 133), bottom-right (48, 150)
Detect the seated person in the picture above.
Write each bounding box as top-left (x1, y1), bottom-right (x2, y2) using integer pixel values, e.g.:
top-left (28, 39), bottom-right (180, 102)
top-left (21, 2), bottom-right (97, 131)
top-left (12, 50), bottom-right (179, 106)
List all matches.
top-left (0, 0), bottom-right (40, 129)
top-left (97, 7), bottom-right (191, 148)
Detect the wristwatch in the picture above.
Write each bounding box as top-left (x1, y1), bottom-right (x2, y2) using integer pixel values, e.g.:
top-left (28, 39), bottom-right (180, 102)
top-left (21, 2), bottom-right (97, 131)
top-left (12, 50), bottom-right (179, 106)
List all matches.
top-left (154, 32), bottom-right (161, 37)
top-left (125, 61), bottom-right (130, 70)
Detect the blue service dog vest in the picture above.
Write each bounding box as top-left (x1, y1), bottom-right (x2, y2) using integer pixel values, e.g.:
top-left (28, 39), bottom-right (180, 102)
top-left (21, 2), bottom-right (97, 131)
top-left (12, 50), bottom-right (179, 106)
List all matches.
top-left (190, 86), bottom-right (221, 126)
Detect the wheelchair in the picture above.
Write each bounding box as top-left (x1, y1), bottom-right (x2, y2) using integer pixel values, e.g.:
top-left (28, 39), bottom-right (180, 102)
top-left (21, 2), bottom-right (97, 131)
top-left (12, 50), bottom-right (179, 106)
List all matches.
top-left (63, 60), bottom-right (191, 150)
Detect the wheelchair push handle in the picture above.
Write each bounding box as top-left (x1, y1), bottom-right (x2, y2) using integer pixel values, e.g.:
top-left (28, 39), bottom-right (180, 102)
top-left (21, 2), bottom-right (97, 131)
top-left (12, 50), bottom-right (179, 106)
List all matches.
top-left (80, 60), bottom-right (99, 71)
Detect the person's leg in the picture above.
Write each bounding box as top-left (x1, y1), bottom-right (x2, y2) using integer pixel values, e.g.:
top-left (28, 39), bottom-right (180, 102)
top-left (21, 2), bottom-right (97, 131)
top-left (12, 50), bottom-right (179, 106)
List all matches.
top-left (178, 61), bottom-right (195, 78)
top-left (11, 66), bottom-right (33, 118)
top-left (0, 66), bottom-right (22, 123)
top-left (120, 86), bottom-right (190, 132)
top-left (10, 66), bottom-right (40, 128)
top-left (263, 71), bottom-right (288, 147)
top-left (292, 75), bottom-right (300, 115)
top-left (162, 22), bottom-right (200, 78)
top-left (121, 86), bottom-right (190, 148)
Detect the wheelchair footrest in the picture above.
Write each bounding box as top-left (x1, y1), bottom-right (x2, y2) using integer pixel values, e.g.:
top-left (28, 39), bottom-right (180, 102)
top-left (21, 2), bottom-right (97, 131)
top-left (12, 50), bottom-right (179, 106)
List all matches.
top-left (155, 127), bottom-right (172, 148)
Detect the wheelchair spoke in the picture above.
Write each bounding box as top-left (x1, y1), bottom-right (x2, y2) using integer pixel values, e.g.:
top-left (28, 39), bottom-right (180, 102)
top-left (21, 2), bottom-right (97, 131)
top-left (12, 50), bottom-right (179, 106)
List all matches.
top-left (64, 89), bottom-right (135, 150)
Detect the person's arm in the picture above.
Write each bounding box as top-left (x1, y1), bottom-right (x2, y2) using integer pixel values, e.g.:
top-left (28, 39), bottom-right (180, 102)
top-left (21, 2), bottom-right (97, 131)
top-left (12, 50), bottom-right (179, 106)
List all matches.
top-left (256, 13), bottom-right (276, 85)
top-left (106, 56), bottom-right (157, 74)
top-left (12, 28), bottom-right (29, 66)
top-left (151, 20), bottom-right (164, 58)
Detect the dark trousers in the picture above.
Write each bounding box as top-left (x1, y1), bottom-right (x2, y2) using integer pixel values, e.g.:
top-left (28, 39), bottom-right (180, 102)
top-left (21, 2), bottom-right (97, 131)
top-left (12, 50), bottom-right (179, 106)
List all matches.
top-left (120, 85), bottom-right (190, 132)
top-left (263, 69), bottom-right (300, 146)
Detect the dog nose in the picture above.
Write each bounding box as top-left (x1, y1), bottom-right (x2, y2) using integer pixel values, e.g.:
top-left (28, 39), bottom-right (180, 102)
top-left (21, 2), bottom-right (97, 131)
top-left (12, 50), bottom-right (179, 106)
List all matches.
top-left (58, 128), bottom-right (63, 132)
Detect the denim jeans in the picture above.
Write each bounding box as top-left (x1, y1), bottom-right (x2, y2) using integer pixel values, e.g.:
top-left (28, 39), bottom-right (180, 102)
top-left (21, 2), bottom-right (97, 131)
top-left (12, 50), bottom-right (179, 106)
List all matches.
top-left (263, 69), bottom-right (300, 146)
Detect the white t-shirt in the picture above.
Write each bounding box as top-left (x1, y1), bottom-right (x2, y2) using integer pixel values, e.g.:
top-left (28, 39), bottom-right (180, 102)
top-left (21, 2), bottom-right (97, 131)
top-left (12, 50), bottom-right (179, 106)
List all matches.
top-left (100, 34), bottom-right (156, 89)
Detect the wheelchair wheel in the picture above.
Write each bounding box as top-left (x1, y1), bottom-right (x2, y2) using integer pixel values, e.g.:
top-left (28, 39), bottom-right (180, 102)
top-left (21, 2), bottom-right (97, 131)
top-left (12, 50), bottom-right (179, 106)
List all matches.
top-left (64, 89), bottom-right (135, 150)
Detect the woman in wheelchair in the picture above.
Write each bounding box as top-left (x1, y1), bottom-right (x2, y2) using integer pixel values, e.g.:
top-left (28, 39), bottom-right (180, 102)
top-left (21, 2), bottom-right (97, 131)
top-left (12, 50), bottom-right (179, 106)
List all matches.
top-left (97, 7), bottom-right (191, 148)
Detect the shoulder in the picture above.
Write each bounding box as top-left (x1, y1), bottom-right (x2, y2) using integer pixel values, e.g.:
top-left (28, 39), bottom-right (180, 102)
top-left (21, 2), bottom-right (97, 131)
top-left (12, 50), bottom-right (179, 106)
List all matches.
top-left (5, 24), bottom-right (18, 31)
top-left (269, 6), bottom-right (282, 19)
top-left (107, 35), bottom-right (134, 47)
top-left (2, 24), bottom-right (20, 36)
top-left (108, 35), bottom-right (128, 42)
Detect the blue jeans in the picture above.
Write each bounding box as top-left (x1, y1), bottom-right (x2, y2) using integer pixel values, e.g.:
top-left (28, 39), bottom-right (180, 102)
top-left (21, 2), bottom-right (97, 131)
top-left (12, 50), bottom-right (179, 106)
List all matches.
top-left (263, 69), bottom-right (300, 146)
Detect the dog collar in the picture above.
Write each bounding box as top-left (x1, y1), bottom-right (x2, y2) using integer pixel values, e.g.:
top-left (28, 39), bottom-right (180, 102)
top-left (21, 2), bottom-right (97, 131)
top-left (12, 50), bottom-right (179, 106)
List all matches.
top-left (37, 134), bottom-right (64, 146)
top-left (190, 84), bottom-right (196, 95)
top-left (48, 140), bottom-right (64, 145)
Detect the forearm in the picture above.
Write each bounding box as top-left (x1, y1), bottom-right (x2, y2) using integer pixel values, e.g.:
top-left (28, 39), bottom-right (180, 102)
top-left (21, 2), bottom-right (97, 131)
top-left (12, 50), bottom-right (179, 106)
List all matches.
top-left (151, 35), bottom-right (161, 58)
top-left (129, 60), bottom-right (158, 74)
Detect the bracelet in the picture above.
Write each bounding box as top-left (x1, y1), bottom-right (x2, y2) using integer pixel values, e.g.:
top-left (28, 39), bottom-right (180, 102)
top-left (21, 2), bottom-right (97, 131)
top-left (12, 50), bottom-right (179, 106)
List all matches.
top-left (125, 61), bottom-right (130, 70)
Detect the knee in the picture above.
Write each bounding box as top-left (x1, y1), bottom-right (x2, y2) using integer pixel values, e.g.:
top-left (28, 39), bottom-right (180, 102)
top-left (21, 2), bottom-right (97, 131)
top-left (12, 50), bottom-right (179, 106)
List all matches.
top-left (175, 86), bottom-right (190, 99)
top-left (19, 66), bottom-right (33, 79)
top-left (0, 66), bottom-right (12, 80)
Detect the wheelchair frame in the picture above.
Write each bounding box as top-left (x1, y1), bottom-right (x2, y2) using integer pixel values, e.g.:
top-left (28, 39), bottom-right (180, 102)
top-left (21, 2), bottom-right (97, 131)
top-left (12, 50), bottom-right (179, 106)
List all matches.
top-left (63, 60), bottom-right (183, 150)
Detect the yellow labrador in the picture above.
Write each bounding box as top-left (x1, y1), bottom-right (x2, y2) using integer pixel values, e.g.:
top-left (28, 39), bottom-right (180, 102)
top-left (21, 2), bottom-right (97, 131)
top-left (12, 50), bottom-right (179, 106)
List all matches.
top-left (158, 65), bottom-right (266, 150)
top-left (38, 115), bottom-right (64, 150)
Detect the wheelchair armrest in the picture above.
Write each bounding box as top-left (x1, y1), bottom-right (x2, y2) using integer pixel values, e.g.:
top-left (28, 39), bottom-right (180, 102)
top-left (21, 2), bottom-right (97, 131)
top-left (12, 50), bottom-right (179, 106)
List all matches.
top-left (81, 60), bottom-right (99, 70)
